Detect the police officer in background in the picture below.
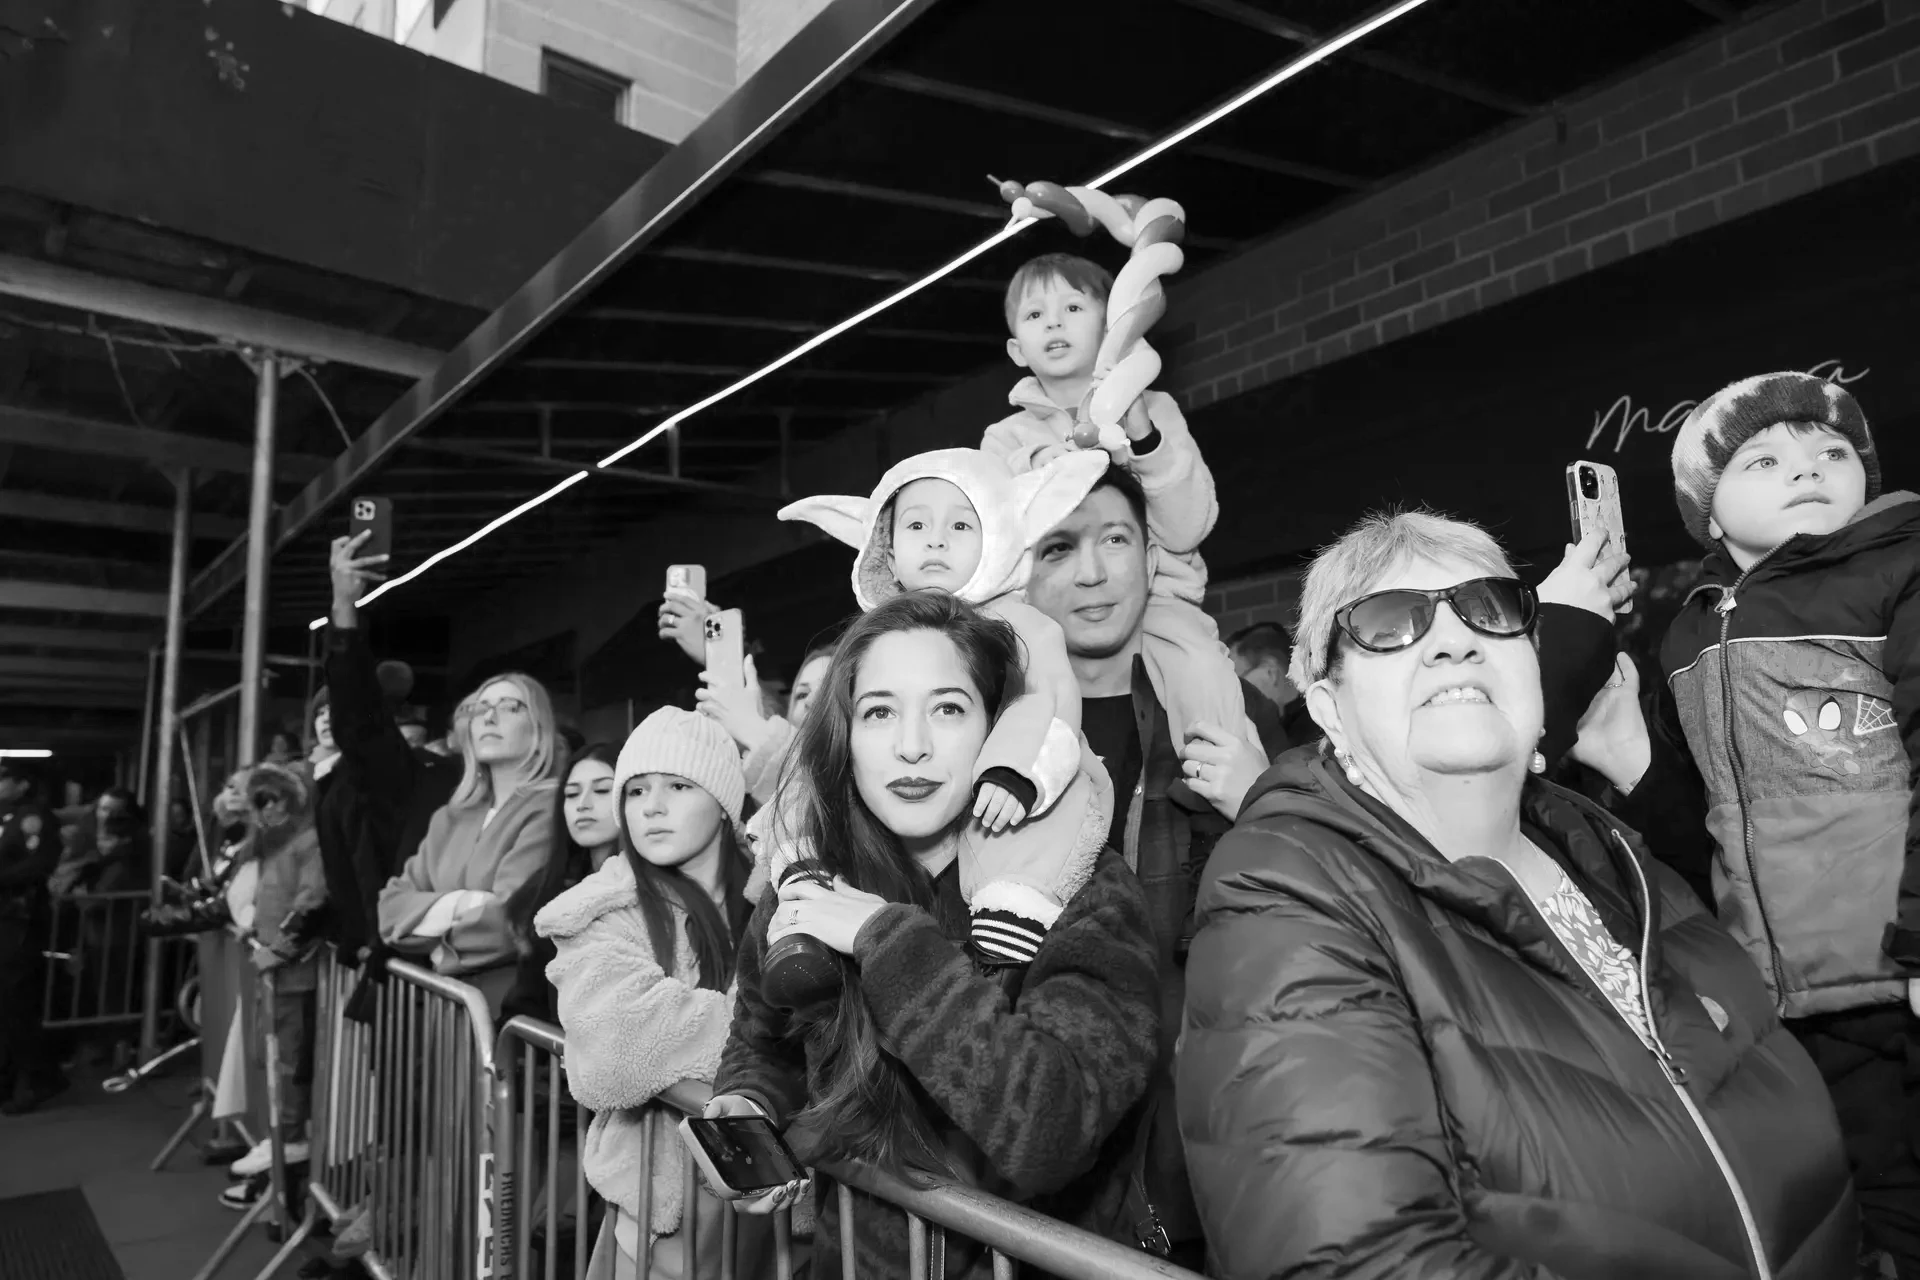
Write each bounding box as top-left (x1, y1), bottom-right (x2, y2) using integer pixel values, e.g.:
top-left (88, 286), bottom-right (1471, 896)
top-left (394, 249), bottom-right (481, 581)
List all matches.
top-left (0, 759), bottom-right (65, 1115)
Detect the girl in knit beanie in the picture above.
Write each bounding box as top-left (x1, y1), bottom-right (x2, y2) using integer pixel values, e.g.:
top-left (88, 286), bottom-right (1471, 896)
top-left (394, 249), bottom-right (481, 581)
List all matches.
top-left (535, 708), bottom-right (778, 1279)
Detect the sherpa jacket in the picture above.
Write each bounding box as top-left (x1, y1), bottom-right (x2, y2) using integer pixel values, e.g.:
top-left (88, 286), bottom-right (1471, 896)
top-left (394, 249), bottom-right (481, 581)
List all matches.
top-left (1633, 491), bottom-right (1920, 1019)
top-left (984, 379), bottom-right (1213, 605)
top-left (1180, 751), bottom-right (1856, 1280)
top-left (537, 855), bottom-right (732, 1244)
top-left (714, 848), bottom-right (1160, 1278)
top-left (377, 781), bottom-right (556, 977)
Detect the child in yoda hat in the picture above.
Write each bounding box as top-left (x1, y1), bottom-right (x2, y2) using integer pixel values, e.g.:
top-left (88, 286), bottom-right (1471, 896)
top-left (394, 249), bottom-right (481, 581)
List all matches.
top-left (765, 447), bottom-right (1115, 971)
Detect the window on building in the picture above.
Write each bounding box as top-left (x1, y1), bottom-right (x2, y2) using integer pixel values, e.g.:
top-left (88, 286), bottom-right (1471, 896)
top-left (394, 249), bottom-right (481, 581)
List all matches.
top-left (540, 50), bottom-right (630, 122)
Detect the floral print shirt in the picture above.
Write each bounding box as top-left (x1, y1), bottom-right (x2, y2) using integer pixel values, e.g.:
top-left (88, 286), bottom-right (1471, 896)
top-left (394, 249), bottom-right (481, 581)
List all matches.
top-left (1533, 864), bottom-right (1655, 1048)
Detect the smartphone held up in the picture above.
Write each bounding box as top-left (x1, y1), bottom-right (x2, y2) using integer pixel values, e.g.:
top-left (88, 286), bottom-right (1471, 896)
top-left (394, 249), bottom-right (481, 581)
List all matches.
top-left (350, 496), bottom-right (395, 566)
top-left (1565, 461), bottom-right (1632, 615)
top-left (704, 608), bottom-right (746, 691)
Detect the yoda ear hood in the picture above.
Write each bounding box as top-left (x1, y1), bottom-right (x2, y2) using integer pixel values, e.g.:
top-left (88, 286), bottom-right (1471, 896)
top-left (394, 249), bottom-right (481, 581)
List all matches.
top-left (779, 448), bottom-right (1109, 610)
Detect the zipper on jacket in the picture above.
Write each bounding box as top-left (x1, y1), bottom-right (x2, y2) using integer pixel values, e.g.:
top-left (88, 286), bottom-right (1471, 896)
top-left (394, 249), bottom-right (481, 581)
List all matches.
top-left (1712, 543), bottom-right (1792, 1006)
top-left (1616, 831), bottom-right (1773, 1280)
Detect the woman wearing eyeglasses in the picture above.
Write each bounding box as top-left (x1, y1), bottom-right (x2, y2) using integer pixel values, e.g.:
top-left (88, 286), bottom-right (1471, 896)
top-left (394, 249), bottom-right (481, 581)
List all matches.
top-left (1177, 511), bottom-right (1854, 1280)
top-left (377, 672), bottom-right (561, 1016)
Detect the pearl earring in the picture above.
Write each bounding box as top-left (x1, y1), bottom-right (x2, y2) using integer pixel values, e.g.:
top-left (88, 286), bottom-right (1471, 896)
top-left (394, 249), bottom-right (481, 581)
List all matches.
top-left (1529, 750), bottom-right (1547, 775)
top-left (1334, 747), bottom-right (1364, 786)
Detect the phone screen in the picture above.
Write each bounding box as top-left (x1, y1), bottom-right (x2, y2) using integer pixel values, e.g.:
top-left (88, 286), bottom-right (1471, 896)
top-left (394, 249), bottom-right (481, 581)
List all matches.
top-left (683, 1116), bottom-right (804, 1194)
top-left (350, 497), bottom-right (394, 564)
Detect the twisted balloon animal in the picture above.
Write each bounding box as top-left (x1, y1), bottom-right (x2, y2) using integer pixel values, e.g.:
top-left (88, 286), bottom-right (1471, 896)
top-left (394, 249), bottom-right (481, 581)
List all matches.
top-left (991, 178), bottom-right (1187, 451)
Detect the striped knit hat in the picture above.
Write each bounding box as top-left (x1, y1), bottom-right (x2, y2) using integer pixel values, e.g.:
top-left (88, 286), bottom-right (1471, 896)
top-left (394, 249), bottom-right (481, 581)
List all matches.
top-left (1672, 372), bottom-right (1879, 548)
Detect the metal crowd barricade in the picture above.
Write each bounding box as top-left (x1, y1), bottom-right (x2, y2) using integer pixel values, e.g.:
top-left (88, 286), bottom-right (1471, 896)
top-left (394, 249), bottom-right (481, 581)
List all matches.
top-left (293, 946), bottom-right (498, 1280)
top-left (41, 889), bottom-right (182, 1035)
top-left (488, 1016), bottom-right (1204, 1280)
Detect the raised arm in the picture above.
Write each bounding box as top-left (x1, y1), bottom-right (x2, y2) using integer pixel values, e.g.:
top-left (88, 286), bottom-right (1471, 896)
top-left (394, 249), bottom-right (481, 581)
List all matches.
top-left (974, 601), bottom-right (1083, 817)
top-left (1180, 826), bottom-right (1552, 1280)
top-left (852, 852), bottom-right (1158, 1196)
top-left (1128, 392), bottom-right (1216, 554)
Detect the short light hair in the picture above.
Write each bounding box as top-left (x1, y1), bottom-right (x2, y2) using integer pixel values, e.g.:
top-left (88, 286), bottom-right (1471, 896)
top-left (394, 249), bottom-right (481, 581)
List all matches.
top-left (1289, 509), bottom-right (1517, 691)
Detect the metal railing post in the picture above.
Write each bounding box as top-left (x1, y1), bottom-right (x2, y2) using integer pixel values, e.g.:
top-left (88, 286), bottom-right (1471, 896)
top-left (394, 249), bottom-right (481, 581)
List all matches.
top-left (140, 466), bottom-right (192, 1060)
top-left (238, 354), bottom-right (279, 767)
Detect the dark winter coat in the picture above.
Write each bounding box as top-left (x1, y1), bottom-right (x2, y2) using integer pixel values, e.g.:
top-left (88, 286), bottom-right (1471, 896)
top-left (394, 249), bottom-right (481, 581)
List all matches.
top-left (1178, 750), bottom-right (1856, 1280)
top-left (316, 625), bottom-right (459, 958)
top-left (714, 848), bottom-right (1160, 1279)
top-left (1640, 492), bottom-right (1920, 1018)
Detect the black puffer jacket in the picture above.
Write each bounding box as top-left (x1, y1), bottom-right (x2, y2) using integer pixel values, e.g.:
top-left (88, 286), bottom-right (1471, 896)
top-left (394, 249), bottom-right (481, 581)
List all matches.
top-left (1177, 750), bottom-right (1855, 1280)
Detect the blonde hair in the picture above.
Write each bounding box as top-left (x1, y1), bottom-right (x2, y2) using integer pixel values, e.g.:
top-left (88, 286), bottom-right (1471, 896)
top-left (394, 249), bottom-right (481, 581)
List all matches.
top-left (1289, 509), bottom-right (1517, 691)
top-left (448, 671), bottom-right (560, 810)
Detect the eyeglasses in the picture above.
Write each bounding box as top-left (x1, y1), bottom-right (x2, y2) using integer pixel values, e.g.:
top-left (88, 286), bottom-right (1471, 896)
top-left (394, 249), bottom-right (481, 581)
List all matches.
top-left (465, 696), bottom-right (528, 719)
top-left (1332, 577), bottom-right (1537, 657)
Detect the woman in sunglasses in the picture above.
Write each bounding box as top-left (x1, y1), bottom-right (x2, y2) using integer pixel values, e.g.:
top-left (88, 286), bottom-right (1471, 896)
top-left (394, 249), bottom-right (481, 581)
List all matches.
top-left (1176, 510), bottom-right (1854, 1280)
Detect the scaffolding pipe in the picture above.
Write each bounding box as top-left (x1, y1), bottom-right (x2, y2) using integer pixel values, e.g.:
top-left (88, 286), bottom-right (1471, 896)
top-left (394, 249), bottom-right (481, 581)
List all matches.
top-left (136, 646), bottom-right (159, 807)
top-left (140, 468), bottom-right (192, 1061)
top-left (238, 355), bottom-right (279, 769)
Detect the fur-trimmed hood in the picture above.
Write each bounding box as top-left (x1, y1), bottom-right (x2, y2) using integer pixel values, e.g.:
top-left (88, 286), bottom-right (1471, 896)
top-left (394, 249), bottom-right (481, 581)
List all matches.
top-left (779, 447), bottom-right (1107, 610)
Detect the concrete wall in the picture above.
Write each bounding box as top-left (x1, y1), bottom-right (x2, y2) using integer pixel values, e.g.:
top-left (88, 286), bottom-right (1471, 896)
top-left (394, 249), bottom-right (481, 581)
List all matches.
top-left (483, 0), bottom-right (735, 142)
top-left (449, 0), bottom-right (1920, 674)
top-left (736, 0), bottom-right (834, 83)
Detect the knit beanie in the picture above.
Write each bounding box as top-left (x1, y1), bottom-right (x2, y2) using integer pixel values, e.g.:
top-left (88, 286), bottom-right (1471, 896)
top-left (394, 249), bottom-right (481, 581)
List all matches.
top-left (1672, 372), bottom-right (1879, 547)
top-left (614, 707), bottom-right (746, 828)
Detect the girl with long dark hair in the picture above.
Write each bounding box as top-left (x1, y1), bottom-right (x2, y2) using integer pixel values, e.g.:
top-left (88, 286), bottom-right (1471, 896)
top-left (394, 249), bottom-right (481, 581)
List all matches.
top-left (709, 592), bottom-right (1161, 1277)
top-left (501, 742), bottom-right (620, 1025)
top-left (538, 709), bottom-right (766, 1279)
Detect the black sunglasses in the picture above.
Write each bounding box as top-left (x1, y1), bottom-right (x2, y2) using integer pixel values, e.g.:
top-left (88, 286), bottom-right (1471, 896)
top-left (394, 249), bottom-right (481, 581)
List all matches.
top-left (1333, 577), bottom-right (1538, 657)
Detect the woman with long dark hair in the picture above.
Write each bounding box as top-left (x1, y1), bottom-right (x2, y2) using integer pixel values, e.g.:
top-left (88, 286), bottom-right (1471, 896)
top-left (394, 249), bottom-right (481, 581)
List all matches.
top-left (710, 591), bottom-right (1160, 1276)
top-left (500, 742), bottom-right (620, 1025)
top-left (538, 709), bottom-right (763, 1279)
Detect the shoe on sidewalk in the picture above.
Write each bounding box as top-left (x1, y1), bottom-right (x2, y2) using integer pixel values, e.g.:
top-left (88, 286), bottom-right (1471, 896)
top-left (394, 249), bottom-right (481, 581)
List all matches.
top-left (232, 1138), bottom-right (309, 1178)
top-left (0, 1074), bottom-right (70, 1116)
top-left (219, 1173), bottom-right (270, 1211)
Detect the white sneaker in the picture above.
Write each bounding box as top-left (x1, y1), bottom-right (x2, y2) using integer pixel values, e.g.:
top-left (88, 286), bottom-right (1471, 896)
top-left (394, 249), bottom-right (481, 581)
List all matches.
top-left (229, 1138), bottom-right (308, 1177)
top-left (229, 1139), bottom-right (272, 1178)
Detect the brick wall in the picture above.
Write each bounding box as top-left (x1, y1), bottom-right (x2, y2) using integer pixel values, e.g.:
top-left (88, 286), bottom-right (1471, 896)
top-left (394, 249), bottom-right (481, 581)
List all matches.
top-left (483, 0), bottom-right (735, 142)
top-left (1204, 566), bottom-right (1305, 643)
top-left (737, 0), bottom-right (835, 83)
top-left (1164, 0), bottom-right (1920, 414)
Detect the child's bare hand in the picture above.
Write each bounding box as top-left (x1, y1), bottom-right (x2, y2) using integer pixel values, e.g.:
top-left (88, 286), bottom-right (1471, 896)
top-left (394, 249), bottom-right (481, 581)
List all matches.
top-left (973, 783), bottom-right (1029, 833)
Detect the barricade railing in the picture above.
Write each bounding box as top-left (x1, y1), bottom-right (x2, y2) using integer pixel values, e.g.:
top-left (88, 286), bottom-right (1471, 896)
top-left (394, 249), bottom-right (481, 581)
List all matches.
top-left (41, 890), bottom-right (187, 1034)
top-left (489, 1016), bottom-right (1204, 1280)
top-left (299, 945), bottom-right (498, 1280)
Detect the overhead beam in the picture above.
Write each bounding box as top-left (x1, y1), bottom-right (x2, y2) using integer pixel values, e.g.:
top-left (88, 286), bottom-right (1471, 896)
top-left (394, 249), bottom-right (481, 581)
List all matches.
top-left (0, 580), bottom-right (168, 618)
top-left (186, 0), bottom-right (943, 621)
top-left (0, 489), bottom-right (245, 538)
top-left (0, 253), bottom-right (442, 380)
top-left (0, 655), bottom-right (149, 682)
top-left (0, 625), bottom-right (155, 654)
top-left (569, 308), bottom-right (991, 344)
top-left (0, 405), bottom-right (329, 481)
top-left (1680, 0), bottom-right (1738, 18)
top-left (401, 440), bottom-right (780, 505)
top-left (1174, 0), bottom-right (1536, 116)
top-left (516, 359), bottom-right (954, 383)
top-left (861, 69), bottom-right (1368, 189)
top-left (652, 246), bottom-right (1002, 290)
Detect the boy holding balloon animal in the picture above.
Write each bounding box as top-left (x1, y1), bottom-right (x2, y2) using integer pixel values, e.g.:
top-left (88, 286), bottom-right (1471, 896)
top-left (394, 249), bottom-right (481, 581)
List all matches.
top-left (981, 181), bottom-right (1264, 770)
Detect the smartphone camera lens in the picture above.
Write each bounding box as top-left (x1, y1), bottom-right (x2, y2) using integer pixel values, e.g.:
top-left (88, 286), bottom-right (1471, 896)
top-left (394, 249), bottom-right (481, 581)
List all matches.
top-left (1579, 467), bottom-right (1600, 500)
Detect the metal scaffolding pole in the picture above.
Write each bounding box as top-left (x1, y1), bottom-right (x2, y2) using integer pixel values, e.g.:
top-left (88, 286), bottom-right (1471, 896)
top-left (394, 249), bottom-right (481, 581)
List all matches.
top-left (136, 646), bottom-right (158, 806)
top-left (238, 353), bottom-right (279, 769)
top-left (140, 467), bottom-right (192, 1061)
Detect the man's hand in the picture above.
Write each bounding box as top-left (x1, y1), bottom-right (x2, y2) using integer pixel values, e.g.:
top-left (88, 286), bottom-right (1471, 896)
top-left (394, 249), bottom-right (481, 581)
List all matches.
top-left (329, 531), bottom-right (390, 629)
top-left (972, 782), bottom-right (1030, 834)
top-left (1569, 653), bottom-right (1651, 795)
top-left (697, 653), bottom-right (774, 753)
top-left (1538, 530), bottom-right (1633, 620)
top-left (1180, 720), bottom-right (1269, 820)
top-left (658, 588), bottom-right (717, 665)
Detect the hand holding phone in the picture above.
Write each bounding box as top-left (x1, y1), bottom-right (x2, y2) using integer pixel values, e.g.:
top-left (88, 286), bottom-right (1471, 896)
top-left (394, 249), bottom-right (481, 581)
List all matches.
top-left (349, 497), bottom-right (394, 565)
top-left (679, 1101), bottom-right (807, 1205)
top-left (1563, 461), bottom-right (1634, 616)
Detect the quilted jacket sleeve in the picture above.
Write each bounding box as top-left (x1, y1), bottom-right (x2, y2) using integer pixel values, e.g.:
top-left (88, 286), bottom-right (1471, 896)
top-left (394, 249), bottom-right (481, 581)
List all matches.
top-left (713, 890), bottom-right (811, 1126)
top-left (1880, 568), bottom-right (1920, 967)
top-left (1178, 821), bottom-right (1548, 1279)
top-left (1610, 679), bottom-right (1715, 911)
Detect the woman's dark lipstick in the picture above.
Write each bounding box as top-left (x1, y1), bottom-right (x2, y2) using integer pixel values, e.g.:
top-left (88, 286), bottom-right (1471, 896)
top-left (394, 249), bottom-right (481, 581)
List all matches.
top-left (887, 777), bottom-right (942, 801)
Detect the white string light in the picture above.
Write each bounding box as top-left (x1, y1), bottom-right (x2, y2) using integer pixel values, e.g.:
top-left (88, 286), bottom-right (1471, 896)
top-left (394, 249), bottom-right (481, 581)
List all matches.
top-left (0, 748), bottom-right (53, 758)
top-left (318, 0), bottom-right (1439, 625)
